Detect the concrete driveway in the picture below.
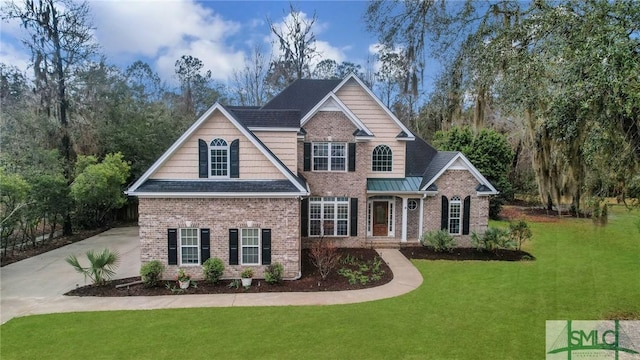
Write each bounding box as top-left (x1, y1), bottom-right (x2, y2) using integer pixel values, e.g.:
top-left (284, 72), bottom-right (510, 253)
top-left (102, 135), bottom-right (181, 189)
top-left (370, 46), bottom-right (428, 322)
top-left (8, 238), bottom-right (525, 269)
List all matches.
top-left (0, 227), bottom-right (423, 325)
top-left (0, 226), bottom-right (141, 324)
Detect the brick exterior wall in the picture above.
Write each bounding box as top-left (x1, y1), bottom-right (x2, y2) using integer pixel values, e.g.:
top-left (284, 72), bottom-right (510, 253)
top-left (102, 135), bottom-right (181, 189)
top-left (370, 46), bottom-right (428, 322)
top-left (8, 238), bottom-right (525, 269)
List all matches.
top-left (423, 170), bottom-right (490, 247)
top-left (138, 197), bottom-right (300, 280)
top-left (299, 111), bottom-right (367, 248)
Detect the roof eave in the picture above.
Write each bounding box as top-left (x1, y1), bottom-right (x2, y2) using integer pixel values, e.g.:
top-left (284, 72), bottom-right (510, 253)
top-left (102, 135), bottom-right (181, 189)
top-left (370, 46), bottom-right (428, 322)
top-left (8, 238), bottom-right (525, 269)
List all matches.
top-left (129, 191), bottom-right (309, 198)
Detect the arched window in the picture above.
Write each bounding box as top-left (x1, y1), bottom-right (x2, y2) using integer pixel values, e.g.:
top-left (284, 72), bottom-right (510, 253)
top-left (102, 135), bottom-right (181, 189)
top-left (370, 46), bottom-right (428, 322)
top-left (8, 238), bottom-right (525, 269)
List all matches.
top-left (210, 138), bottom-right (229, 177)
top-left (372, 145), bottom-right (392, 172)
top-left (448, 196), bottom-right (462, 235)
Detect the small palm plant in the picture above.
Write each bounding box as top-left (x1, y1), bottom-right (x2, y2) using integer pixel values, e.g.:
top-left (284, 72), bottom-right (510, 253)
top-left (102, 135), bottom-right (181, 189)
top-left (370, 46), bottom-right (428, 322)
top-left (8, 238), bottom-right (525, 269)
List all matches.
top-left (66, 248), bottom-right (120, 286)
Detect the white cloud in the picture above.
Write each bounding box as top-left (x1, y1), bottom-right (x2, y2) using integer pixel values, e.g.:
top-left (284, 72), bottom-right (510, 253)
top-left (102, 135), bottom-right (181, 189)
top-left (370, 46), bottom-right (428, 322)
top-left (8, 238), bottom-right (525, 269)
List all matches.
top-left (0, 39), bottom-right (31, 72)
top-left (90, 0), bottom-right (244, 82)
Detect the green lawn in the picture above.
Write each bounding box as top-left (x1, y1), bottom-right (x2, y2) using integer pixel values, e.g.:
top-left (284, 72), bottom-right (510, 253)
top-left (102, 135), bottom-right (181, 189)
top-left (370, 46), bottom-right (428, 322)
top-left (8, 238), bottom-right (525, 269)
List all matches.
top-left (2, 206), bottom-right (638, 359)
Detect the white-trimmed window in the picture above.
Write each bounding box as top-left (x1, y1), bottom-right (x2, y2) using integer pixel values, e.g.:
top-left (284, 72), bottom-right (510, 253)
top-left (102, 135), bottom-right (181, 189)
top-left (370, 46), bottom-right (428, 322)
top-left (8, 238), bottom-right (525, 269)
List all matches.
top-left (449, 196), bottom-right (462, 235)
top-left (372, 144), bottom-right (392, 172)
top-left (180, 228), bottom-right (200, 265)
top-left (309, 197), bottom-right (349, 236)
top-left (408, 199), bottom-right (418, 211)
top-left (241, 228), bottom-right (260, 265)
top-left (210, 138), bottom-right (229, 177)
top-left (313, 142), bottom-right (346, 171)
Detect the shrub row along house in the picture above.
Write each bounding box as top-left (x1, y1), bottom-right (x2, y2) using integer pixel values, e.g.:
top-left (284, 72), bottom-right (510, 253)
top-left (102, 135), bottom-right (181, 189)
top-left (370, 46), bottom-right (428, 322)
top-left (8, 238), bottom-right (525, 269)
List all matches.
top-left (126, 75), bottom-right (497, 280)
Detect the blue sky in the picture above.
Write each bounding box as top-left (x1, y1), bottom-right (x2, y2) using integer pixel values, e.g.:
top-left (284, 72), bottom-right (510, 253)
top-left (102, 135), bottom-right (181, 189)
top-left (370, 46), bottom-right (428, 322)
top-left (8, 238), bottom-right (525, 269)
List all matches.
top-left (1, 0), bottom-right (385, 86)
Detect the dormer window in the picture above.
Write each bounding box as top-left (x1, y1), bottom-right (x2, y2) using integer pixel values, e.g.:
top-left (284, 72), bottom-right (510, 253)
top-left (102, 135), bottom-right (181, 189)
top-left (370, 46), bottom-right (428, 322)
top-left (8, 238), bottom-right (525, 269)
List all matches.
top-left (210, 138), bottom-right (229, 177)
top-left (372, 145), bottom-right (392, 172)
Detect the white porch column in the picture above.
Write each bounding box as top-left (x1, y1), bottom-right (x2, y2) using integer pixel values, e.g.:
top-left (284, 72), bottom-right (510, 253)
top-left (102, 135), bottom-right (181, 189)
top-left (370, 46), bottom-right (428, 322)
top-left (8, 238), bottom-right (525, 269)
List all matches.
top-left (418, 197), bottom-right (424, 240)
top-left (401, 197), bottom-right (408, 242)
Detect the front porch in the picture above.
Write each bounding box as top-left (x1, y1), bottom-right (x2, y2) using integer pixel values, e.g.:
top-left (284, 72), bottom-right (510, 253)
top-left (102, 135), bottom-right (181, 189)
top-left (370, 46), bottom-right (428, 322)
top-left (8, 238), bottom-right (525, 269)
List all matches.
top-left (366, 177), bottom-right (431, 245)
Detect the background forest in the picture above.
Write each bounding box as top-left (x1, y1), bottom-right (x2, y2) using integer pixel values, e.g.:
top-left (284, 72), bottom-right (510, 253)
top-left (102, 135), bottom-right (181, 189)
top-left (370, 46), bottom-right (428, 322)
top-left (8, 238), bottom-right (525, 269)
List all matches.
top-left (1, 0), bottom-right (639, 257)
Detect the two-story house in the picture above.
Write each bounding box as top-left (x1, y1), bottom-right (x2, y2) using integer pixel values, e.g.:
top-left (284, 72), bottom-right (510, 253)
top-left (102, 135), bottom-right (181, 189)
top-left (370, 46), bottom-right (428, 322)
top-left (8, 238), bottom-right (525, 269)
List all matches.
top-left (126, 74), bottom-right (497, 280)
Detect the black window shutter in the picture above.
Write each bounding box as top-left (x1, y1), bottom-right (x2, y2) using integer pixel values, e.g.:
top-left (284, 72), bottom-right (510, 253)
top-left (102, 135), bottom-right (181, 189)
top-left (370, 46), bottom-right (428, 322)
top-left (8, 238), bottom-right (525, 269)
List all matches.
top-left (301, 198), bottom-right (309, 237)
top-left (198, 139), bottom-right (208, 178)
top-left (463, 196), bottom-right (471, 235)
top-left (303, 142), bottom-right (311, 171)
top-left (230, 139), bottom-right (239, 178)
top-left (348, 143), bottom-right (356, 172)
top-left (229, 229), bottom-right (239, 265)
top-left (200, 228), bottom-right (210, 263)
top-left (168, 228), bottom-right (178, 265)
top-left (350, 198), bottom-right (358, 236)
top-left (261, 229), bottom-right (271, 265)
top-left (441, 196), bottom-right (449, 231)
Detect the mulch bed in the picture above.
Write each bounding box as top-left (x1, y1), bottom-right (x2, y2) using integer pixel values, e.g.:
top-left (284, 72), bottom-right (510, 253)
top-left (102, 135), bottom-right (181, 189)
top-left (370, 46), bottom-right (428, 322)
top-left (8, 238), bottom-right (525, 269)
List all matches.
top-left (400, 247), bottom-right (535, 261)
top-left (65, 248), bottom-right (393, 297)
top-left (0, 228), bottom-right (108, 267)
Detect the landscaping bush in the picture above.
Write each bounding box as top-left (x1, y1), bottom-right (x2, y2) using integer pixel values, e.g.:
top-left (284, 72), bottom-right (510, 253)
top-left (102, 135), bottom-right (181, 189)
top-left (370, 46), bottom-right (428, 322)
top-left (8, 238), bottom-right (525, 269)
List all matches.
top-left (202, 257), bottom-right (225, 284)
top-left (309, 237), bottom-right (341, 280)
top-left (509, 220), bottom-right (532, 250)
top-left (140, 260), bottom-right (164, 288)
top-left (420, 230), bottom-right (456, 252)
top-left (471, 227), bottom-right (514, 252)
top-left (264, 262), bottom-right (284, 284)
top-left (65, 248), bottom-right (120, 286)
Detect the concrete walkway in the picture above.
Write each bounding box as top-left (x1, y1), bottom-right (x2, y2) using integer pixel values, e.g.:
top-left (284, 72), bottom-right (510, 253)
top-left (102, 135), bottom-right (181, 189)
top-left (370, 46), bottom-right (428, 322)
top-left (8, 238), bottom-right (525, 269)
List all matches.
top-left (0, 227), bottom-right (422, 324)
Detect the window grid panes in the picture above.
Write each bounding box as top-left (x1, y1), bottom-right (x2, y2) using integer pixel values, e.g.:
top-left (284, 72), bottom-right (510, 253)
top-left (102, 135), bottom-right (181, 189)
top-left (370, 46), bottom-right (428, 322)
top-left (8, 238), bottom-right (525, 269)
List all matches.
top-left (408, 199), bottom-right (418, 211)
top-left (241, 228), bottom-right (260, 265)
top-left (449, 196), bottom-right (461, 235)
top-left (210, 138), bottom-right (228, 177)
top-left (308, 197), bottom-right (349, 236)
top-left (372, 145), bottom-right (392, 172)
top-left (180, 228), bottom-right (199, 265)
top-left (313, 143), bottom-right (346, 171)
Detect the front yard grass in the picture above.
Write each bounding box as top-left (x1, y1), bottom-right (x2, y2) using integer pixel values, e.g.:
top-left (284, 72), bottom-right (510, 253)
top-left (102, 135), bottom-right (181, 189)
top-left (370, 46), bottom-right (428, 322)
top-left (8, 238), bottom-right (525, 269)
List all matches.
top-left (1, 206), bottom-right (638, 359)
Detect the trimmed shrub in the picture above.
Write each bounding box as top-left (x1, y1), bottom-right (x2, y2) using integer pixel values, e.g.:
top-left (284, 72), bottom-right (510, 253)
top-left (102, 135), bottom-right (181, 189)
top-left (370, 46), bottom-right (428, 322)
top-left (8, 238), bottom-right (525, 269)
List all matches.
top-left (420, 230), bottom-right (456, 252)
top-left (264, 262), bottom-right (284, 284)
top-left (140, 260), bottom-right (164, 288)
top-left (202, 257), bottom-right (225, 284)
top-left (508, 220), bottom-right (532, 250)
top-left (471, 227), bottom-right (514, 252)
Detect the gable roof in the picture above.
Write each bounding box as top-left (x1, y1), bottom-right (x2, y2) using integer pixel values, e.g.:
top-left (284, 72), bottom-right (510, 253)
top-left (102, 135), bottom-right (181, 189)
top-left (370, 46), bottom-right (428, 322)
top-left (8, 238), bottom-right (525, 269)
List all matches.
top-left (262, 79), bottom-right (342, 115)
top-left (126, 103), bottom-right (308, 196)
top-left (299, 93), bottom-right (373, 136)
top-left (333, 75), bottom-right (415, 141)
top-left (419, 151), bottom-right (498, 195)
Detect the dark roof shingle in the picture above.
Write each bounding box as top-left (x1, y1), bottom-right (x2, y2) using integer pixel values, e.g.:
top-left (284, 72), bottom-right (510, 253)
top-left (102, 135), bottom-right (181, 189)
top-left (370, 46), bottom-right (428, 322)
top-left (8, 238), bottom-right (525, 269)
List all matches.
top-left (228, 108), bottom-right (300, 128)
top-left (135, 179), bottom-right (303, 194)
top-left (262, 79), bottom-right (341, 115)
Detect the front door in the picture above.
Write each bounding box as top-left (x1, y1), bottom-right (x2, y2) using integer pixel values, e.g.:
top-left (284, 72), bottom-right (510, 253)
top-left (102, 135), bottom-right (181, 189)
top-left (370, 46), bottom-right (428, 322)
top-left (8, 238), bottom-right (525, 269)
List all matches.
top-left (373, 201), bottom-right (388, 236)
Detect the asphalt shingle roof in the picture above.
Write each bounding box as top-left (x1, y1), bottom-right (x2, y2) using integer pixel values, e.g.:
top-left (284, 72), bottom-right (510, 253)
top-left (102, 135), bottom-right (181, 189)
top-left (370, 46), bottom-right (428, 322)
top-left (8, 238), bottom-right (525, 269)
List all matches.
top-left (419, 151), bottom-right (459, 189)
top-left (405, 133), bottom-right (439, 177)
top-left (262, 79), bottom-right (342, 115)
top-left (228, 108), bottom-right (300, 128)
top-left (135, 179), bottom-right (302, 193)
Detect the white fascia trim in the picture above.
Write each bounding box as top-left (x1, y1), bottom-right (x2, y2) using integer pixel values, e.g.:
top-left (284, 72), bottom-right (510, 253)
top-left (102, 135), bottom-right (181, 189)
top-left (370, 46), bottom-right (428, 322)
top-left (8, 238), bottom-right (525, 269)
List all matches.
top-left (127, 103), bottom-right (307, 194)
top-left (419, 152), bottom-right (499, 194)
top-left (300, 93), bottom-right (373, 136)
top-left (333, 74), bottom-right (415, 141)
top-left (355, 136), bottom-right (373, 142)
top-left (131, 192), bottom-right (308, 198)
top-left (249, 127), bottom-right (300, 132)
